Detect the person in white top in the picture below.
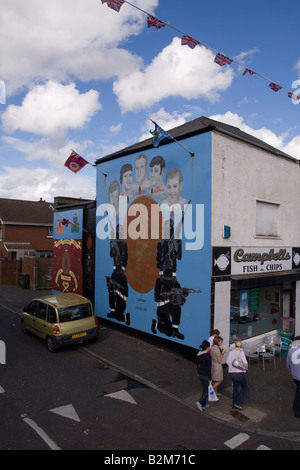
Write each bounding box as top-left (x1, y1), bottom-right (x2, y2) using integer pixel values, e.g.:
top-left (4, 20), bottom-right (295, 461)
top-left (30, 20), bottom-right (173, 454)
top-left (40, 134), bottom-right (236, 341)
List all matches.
top-left (208, 329), bottom-right (220, 347)
top-left (226, 340), bottom-right (248, 410)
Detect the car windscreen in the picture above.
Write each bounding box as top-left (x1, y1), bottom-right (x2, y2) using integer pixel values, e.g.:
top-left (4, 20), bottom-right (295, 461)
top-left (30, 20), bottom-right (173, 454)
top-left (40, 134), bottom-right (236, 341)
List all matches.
top-left (57, 303), bottom-right (92, 323)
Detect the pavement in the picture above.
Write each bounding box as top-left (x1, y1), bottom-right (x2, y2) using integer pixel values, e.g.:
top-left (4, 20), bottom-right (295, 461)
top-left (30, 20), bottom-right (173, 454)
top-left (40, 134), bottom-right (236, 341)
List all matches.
top-left (1, 285), bottom-right (300, 441)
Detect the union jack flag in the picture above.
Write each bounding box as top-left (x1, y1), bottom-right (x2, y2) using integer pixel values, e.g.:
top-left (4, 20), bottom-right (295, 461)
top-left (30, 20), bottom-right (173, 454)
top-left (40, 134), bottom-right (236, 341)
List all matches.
top-left (287, 92), bottom-right (300, 100)
top-left (269, 82), bottom-right (282, 92)
top-left (181, 35), bottom-right (199, 50)
top-left (242, 68), bottom-right (255, 76)
top-left (147, 15), bottom-right (166, 30)
top-left (101, 0), bottom-right (125, 12)
top-left (214, 53), bottom-right (232, 66)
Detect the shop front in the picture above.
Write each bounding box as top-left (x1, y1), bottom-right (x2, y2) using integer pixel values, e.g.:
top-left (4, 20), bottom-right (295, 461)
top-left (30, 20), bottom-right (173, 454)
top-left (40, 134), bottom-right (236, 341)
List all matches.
top-left (212, 246), bottom-right (300, 348)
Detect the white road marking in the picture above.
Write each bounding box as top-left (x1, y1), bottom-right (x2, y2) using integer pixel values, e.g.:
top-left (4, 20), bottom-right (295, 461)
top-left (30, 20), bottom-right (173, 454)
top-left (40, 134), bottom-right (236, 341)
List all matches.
top-left (22, 415), bottom-right (61, 450)
top-left (224, 433), bottom-right (251, 449)
top-left (49, 404), bottom-right (80, 422)
top-left (0, 302), bottom-right (18, 314)
top-left (0, 385), bottom-right (5, 394)
top-left (256, 444), bottom-right (271, 450)
top-left (104, 389), bottom-right (137, 405)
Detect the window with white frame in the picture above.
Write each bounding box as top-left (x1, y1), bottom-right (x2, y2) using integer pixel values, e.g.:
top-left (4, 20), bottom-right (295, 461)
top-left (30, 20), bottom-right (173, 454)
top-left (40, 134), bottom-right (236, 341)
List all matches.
top-left (256, 200), bottom-right (280, 237)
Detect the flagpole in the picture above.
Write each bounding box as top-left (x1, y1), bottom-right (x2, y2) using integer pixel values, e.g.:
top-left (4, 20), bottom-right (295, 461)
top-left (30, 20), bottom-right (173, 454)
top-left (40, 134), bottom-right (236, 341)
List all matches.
top-left (90, 163), bottom-right (107, 178)
top-left (150, 119), bottom-right (194, 157)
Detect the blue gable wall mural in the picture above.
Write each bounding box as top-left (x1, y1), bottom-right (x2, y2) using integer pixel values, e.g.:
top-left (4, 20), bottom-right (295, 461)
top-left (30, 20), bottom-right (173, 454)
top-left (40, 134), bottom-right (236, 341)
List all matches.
top-left (95, 133), bottom-right (211, 349)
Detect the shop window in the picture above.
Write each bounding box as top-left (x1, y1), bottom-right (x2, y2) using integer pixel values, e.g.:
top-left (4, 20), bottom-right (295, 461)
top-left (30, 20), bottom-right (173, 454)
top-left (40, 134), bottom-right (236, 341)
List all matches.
top-left (230, 285), bottom-right (280, 342)
top-left (256, 200), bottom-right (279, 237)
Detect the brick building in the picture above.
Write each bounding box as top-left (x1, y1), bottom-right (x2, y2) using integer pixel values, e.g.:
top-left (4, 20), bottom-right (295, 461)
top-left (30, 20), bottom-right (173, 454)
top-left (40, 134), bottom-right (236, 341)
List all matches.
top-left (0, 198), bottom-right (53, 260)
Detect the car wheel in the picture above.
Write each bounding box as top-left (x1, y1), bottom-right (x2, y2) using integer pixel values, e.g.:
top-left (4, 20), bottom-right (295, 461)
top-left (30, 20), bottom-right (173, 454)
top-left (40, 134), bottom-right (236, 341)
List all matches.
top-left (21, 319), bottom-right (27, 334)
top-left (46, 336), bottom-right (56, 353)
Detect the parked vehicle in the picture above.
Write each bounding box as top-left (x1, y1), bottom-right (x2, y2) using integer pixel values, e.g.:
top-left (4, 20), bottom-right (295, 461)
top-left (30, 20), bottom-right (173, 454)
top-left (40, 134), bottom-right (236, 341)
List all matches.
top-left (21, 293), bottom-right (99, 352)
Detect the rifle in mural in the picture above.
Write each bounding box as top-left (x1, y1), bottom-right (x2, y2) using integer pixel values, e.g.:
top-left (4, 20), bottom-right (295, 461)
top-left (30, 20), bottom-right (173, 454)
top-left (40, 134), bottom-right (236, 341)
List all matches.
top-left (162, 287), bottom-right (202, 306)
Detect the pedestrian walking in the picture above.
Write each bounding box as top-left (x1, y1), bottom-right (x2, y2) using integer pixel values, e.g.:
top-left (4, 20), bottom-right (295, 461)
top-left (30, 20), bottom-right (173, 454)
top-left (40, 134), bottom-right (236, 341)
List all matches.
top-left (226, 340), bottom-right (248, 410)
top-left (196, 340), bottom-right (212, 411)
top-left (211, 336), bottom-right (226, 396)
top-left (287, 336), bottom-right (300, 418)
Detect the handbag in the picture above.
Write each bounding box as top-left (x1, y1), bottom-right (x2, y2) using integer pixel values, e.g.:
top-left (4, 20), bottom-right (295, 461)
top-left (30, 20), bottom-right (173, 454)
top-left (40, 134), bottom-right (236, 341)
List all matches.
top-left (208, 383), bottom-right (219, 402)
top-left (232, 351), bottom-right (246, 370)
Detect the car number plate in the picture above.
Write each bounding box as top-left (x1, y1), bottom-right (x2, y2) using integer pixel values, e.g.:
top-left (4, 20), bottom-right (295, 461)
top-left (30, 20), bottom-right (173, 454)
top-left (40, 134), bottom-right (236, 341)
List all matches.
top-left (72, 332), bottom-right (87, 339)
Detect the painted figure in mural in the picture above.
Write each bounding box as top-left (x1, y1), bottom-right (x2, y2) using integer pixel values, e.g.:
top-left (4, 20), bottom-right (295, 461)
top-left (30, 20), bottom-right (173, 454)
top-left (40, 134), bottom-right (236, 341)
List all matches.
top-left (106, 224), bottom-right (130, 325)
top-left (71, 212), bottom-right (80, 233)
top-left (56, 216), bottom-right (64, 234)
top-left (120, 163), bottom-right (133, 202)
top-left (132, 154), bottom-right (150, 196)
top-left (162, 168), bottom-right (187, 209)
top-left (151, 218), bottom-right (186, 340)
top-left (108, 180), bottom-right (120, 213)
top-left (149, 155), bottom-right (166, 199)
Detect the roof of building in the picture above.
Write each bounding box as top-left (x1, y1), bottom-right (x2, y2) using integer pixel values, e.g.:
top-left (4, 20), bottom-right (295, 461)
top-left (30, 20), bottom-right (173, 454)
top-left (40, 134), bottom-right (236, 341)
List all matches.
top-left (0, 198), bottom-right (53, 226)
top-left (95, 116), bottom-right (299, 164)
top-left (4, 242), bottom-right (35, 252)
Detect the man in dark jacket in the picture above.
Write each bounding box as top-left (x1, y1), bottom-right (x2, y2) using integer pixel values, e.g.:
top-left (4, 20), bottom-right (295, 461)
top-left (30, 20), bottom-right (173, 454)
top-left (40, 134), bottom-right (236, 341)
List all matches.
top-left (196, 340), bottom-right (213, 411)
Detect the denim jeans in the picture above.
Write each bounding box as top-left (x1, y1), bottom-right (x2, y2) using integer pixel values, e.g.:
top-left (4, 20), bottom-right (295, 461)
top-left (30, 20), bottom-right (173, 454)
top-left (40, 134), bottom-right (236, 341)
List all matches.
top-left (198, 374), bottom-right (209, 406)
top-left (230, 372), bottom-right (248, 407)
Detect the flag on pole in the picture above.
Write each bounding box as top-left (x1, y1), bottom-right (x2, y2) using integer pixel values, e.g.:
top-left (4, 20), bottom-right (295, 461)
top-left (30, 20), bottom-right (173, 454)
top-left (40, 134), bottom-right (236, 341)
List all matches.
top-left (242, 68), bottom-right (255, 76)
top-left (61, 218), bottom-right (71, 227)
top-left (64, 151), bottom-right (89, 173)
top-left (269, 82), bottom-right (282, 92)
top-left (147, 15), bottom-right (166, 30)
top-left (150, 120), bottom-right (174, 148)
top-left (181, 35), bottom-right (199, 50)
top-left (214, 53), bottom-right (232, 66)
top-left (101, 0), bottom-right (125, 12)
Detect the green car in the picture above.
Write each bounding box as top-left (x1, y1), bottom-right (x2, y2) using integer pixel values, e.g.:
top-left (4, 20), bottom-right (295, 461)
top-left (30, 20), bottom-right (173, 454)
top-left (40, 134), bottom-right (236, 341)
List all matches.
top-left (21, 293), bottom-right (99, 352)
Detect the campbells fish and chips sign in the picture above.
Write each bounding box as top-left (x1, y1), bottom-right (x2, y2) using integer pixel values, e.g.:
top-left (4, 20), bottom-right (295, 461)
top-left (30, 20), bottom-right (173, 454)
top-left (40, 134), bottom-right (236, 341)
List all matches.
top-left (213, 246), bottom-right (300, 276)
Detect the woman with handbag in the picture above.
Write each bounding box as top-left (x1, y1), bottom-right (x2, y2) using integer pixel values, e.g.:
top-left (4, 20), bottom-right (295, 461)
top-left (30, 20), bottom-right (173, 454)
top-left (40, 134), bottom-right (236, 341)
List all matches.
top-left (211, 336), bottom-right (226, 396)
top-left (226, 340), bottom-right (248, 410)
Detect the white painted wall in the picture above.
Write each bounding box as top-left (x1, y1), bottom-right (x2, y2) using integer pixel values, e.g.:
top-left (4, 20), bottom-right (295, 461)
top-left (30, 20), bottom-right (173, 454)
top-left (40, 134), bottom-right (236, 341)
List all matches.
top-left (211, 132), bottom-right (300, 247)
top-left (214, 280), bottom-right (231, 350)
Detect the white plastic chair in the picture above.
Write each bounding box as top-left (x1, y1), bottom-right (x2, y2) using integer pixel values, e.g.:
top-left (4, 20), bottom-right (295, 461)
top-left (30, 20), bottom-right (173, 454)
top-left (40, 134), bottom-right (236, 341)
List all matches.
top-left (256, 344), bottom-right (276, 370)
top-left (264, 334), bottom-right (282, 361)
top-left (242, 342), bottom-right (259, 368)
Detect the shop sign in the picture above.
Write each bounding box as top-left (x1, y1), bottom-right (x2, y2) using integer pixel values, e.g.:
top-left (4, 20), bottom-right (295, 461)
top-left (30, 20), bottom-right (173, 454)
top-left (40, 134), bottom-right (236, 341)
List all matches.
top-left (231, 247), bottom-right (292, 275)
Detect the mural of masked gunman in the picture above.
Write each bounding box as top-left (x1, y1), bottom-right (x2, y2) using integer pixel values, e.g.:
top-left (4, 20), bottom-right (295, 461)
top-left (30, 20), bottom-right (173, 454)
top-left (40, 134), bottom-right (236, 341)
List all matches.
top-left (106, 224), bottom-right (130, 325)
top-left (151, 218), bottom-right (187, 340)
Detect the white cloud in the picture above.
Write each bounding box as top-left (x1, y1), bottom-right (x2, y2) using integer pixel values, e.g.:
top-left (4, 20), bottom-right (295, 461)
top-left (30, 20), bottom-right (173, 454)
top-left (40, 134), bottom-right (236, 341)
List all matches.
top-left (2, 134), bottom-right (94, 169)
top-left (0, 165), bottom-right (95, 202)
top-left (2, 81), bottom-right (101, 136)
top-left (209, 111), bottom-right (300, 160)
top-left (113, 38), bottom-right (234, 113)
top-left (139, 107), bottom-right (191, 142)
top-left (1, 0), bottom-right (157, 95)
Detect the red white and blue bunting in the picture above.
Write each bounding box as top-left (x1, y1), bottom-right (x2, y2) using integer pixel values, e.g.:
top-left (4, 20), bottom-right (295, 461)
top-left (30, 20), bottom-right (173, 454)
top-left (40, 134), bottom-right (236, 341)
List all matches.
top-left (101, 0), bottom-right (300, 103)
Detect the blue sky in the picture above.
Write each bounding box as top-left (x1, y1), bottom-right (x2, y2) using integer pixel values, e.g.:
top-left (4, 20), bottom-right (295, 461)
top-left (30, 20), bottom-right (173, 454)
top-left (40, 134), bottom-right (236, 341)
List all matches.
top-left (1, 0), bottom-right (300, 202)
